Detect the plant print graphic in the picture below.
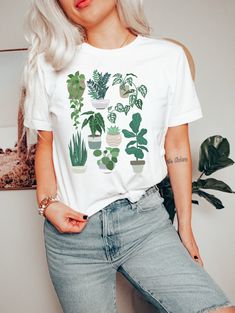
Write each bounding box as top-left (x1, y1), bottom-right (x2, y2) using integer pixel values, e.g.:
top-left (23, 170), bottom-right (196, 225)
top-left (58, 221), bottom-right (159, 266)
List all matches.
top-left (68, 130), bottom-right (88, 173)
top-left (87, 70), bottom-right (111, 110)
top-left (122, 112), bottom-right (148, 173)
top-left (66, 68), bottom-right (149, 174)
top-left (80, 111), bottom-right (105, 150)
top-left (106, 125), bottom-right (122, 147)
top-left (66, 71), bottom-right (86, 129)
top-left (107, 73), bottom-right (148, 124)
top-left (93, 147), bottom-right (120, 173)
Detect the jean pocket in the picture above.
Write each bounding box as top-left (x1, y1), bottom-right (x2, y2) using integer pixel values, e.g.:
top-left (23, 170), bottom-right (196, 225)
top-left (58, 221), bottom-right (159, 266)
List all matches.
top-left (134, 189), bottom-right (165, 213)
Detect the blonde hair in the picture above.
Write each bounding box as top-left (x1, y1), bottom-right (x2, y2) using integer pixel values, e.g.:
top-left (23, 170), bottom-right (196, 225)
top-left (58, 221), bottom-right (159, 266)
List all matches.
top-left (18, 0), bottom-right (152, 151)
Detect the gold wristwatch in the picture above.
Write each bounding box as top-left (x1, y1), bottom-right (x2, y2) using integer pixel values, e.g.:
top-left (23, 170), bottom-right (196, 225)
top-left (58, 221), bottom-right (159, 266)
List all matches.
top-left (38, 194), bottom-right (59, 217)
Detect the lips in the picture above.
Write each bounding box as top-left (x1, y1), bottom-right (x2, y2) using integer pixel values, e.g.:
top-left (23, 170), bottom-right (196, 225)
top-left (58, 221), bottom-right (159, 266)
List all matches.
top-left (75, 0), bottom-right (91, 9)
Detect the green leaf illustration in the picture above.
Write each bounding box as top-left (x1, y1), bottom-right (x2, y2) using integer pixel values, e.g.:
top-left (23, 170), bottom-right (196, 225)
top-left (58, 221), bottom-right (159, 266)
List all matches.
top-left (138, 85), bottom-right (148, 98)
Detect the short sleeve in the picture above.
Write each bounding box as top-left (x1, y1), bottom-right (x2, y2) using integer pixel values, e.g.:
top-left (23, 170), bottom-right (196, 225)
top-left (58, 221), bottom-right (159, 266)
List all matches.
top-left (23, 54), bottom-right (53, 131)
top-left (167, 46), bottom-right (203, 127)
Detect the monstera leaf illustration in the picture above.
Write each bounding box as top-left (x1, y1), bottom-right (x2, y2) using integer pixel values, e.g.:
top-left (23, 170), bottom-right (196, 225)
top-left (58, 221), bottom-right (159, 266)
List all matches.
top-left (157, 135), bottom-right (235, 223)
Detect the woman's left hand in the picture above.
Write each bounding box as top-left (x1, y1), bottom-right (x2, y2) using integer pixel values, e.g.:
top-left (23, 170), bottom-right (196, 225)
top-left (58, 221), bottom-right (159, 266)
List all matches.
top-left (177, 226), bottom-right (204, 267)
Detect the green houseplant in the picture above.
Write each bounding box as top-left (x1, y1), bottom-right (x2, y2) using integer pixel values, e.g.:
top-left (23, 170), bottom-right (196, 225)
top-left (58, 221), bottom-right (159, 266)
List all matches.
top-left (66, 71), bottom-right (86, 129)
top-left (107, 73), bottom-right (148, 123)
top-left (68, 131), bottom-right (87, 173)
top-left (106, 125), bottom-right (122, 147)
top-left (87, 69), bottom-right (111, 109)
top-left (122, 112), bottom-right (148, 173)
top-left (157, 135), bottom-right (235, 223)
top-left (93, 147), bottom-right (120, 173)
top-left (81, 111), bottom-right (105, 149)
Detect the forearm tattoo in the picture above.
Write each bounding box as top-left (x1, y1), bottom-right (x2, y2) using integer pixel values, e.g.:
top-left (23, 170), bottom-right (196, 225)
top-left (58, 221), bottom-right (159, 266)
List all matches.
top-left (166, 155), bottom-right (188, 165)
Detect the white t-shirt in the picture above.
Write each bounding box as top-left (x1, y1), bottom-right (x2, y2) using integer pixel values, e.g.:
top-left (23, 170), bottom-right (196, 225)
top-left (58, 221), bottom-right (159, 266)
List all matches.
top-left (23, 34), bottom-right (203, 217)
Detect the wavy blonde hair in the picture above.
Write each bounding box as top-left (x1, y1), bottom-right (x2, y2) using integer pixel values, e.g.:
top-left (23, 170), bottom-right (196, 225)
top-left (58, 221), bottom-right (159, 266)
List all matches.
top-left (18, 0), bottom-right (152, 152)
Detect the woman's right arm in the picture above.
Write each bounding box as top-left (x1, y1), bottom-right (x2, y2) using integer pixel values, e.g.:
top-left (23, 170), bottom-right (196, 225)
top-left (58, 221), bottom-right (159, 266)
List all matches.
top-left (35, 131), bottom-right (57, 205)
top-left (36, 130), bottom-right (89, 233)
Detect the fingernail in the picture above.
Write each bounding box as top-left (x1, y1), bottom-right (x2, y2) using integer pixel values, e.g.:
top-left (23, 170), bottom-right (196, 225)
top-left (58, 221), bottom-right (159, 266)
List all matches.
top-left (83, 215), bottom-right (88, 220)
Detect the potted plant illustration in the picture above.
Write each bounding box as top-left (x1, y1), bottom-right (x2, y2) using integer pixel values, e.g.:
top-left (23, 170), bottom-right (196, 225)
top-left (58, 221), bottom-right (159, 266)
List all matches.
top-left (122, 112), bottom-right (148, 173)
top-left (81, 111), bottom-right (105, 149)
top-left (87, 69), bottom-right (111, 109)
top-left (107, 73), bottom-right (148, 123)
top-left (66, 71), bottom-right (86, 129)
top-left (157, 135), bottom-right (235, 224)
top-left (68, 130), bottom-right (87, 173)
top-left (93, 147), bottom-right (120, 173)
top-left (106, 125), bottom-right (122, 147)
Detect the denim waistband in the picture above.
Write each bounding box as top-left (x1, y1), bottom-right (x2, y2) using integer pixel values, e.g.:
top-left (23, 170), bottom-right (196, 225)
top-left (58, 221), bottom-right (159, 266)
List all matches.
top-left (144, 183), bottom-right (160, 196)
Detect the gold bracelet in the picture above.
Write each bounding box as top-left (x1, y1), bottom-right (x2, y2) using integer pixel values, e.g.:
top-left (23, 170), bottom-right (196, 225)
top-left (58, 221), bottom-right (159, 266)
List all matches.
top-left (38, 194), bottom-right (59, 217)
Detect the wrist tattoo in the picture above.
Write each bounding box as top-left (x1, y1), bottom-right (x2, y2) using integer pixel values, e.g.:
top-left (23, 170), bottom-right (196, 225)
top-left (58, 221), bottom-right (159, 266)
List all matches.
top-left (166, 155), bottom-right (188, 165)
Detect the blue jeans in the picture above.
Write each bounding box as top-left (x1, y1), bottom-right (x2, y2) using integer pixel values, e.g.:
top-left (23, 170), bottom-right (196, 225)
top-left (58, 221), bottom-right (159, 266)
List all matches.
top-left (43, 183), bottom-right (234, 313)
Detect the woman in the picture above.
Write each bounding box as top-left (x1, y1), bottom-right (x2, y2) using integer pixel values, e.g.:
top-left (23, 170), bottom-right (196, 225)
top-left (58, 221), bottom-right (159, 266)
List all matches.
top-left (21, 0), bottom-right (235, 312)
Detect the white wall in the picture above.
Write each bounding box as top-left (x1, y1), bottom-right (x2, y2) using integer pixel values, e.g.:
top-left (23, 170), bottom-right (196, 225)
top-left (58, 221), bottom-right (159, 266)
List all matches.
top-left (1, 1), bottom-right (235, 312)
top-left (145, 0), bottom-right (235, 302)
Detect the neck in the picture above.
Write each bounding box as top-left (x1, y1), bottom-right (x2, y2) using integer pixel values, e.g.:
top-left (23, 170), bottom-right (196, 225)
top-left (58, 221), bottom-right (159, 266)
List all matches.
top-left (84, 9), bottom-right (136, 49)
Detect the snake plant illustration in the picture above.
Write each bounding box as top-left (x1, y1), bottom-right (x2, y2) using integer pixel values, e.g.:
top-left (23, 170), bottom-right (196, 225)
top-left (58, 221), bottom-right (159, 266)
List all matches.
top-left (122, 112), bottom-right (148, 173)
top-left (107, 73), bottom-right (148, 123)
top-left (87, 69), bottom-right (111, 109)
top-left (66, 71), bottom-right (86, 129)
top-left (157, 135), bottom-right (235, 224)
top-left (93, 147), bottom-right (120, 173)
top-left (68, 130), bottom-right (88, 173)
top-left (106, 125), bottom-right (122, 147)
top-left (81, 111), bottom-right (105, 149)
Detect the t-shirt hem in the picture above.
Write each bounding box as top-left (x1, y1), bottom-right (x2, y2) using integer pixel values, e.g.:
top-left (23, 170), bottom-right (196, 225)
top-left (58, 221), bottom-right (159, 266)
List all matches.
top-left (24, 118), bottom-right (53, 131)
top-left (83, 194), bottom-right (130, 217)
top-left (83, 174), bottom-right (169, 217)
top-left (167, 109), bottom-right (203, 127)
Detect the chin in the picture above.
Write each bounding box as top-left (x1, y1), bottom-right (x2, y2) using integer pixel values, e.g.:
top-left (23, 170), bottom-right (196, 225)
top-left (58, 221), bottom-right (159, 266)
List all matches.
top-left (71, 0), bottom-right (116, 28)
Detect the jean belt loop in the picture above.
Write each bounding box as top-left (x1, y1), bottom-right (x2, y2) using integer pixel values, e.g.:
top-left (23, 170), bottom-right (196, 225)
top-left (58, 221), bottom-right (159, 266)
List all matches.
top-left (154, 184), bottom-right (159, 192)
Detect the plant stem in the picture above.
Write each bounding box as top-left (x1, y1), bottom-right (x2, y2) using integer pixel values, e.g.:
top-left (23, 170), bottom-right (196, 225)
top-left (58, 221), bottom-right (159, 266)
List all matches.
top-left (197, 172), bottom-right (204, 180)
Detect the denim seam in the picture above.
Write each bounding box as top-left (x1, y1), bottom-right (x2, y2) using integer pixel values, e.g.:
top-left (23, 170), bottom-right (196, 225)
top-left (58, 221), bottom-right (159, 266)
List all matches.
top-left (120, 265), bottom-right (171, 313)
top-left (101, 209), bottom-right (124, 271)
top-left (196, 300), bottom-right (234, 313)
top-left (112, 272), bottom-right (118, 313)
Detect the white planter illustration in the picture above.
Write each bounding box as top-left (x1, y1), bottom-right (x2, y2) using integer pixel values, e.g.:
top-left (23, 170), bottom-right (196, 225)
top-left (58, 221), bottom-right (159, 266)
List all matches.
top-left (106, 125), bottom-right (122, 147)
top-left (88, 135), bottom-right (102, 149)
top-left (98, 163), bottom-right (112, 173)
top-left (71, 165), bottom-right (87, 173)
top-left (130, 160), bottom-right (145, 173)
top-left (106, 133), bottom-right (122, 147)
top-left (91, 98), bottom-right (110, 110)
